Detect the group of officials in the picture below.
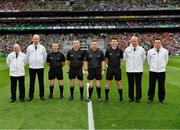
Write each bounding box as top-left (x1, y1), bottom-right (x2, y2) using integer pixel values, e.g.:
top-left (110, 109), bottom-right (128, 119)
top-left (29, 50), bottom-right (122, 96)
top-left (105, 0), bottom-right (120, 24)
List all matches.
top-left (6, 34), bottom-right (169, 104)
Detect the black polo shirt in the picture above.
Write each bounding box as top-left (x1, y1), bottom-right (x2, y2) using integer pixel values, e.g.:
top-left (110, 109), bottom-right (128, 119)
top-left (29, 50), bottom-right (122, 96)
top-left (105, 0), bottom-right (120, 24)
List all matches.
top-left (47, 51), bottom-right (65, 69)
top-left (85, 48), bottom-right (105, 69)
top-left (105, 47), bottom-right (123, 68)
top-left (66, 49), bottom-right (85, 68)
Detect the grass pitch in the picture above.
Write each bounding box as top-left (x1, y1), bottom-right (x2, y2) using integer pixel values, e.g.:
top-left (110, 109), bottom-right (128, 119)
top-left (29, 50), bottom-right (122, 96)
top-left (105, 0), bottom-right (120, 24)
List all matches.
top-left (0, 56), bottom-right (180, 129)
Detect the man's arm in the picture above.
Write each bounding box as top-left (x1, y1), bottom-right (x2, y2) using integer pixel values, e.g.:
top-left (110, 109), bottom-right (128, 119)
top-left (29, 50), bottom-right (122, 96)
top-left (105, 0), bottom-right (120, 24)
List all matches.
top-left (142, 48), bottom-right (146, 63)
top-left (123, 49), bottom-right (128, 62)
top-left (147, 51), bottom-right (151, 65)
top-left (105, 49), bottom-right (109, 65)
top-left (6, 54), bottom-right (10, 67)
top-left (43, 47), bottom-right (47, 64)
top-left (26, 46), bottom-right (30, 64)
top-left (62, 54), bottom-right (66, 67)
top-left (23, 54), bottom-right (27, 66)
top-left (165, 50), bottom-right (169, 66)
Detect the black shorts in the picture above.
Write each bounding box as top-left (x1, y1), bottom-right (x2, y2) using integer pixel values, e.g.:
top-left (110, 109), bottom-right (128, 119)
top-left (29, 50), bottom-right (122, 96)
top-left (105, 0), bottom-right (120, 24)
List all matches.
top-left (87, 68), bottom-right (102, 80)
top-left (106, 67), bottom-right (122, 80)
top-left (69, 67), bottom-right (83, 80)
top-left (48, 68), bottom-right (63, 80)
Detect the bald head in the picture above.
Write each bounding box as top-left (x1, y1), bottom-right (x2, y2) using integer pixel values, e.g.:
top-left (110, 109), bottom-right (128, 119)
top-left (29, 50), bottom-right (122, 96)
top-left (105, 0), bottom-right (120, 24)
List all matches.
top-left (32, 34), bottom-right (40, 45)
top-left (130, 36), bottom-right (139, 47)
top-left (13, 44), bottom-right (21, 53)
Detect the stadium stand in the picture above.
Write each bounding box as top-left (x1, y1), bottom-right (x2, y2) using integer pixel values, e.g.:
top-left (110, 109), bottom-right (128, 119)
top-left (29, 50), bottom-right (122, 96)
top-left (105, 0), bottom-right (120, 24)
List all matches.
top-left (0, 0), bottom-right (179, 11)
top-left (0, 33), bottom-right (179, 56)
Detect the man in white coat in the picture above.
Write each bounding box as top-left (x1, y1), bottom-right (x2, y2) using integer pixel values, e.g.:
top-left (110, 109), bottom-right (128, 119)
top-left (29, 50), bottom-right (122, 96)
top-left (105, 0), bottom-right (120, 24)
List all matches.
top-left (6, 44), bottom-right (27, 103)
top-left (147, 38), bottom-right (169, 104)
top-left (26, 34), bottom-right (47, 101)
top-left (123, 36), bottom-right (146, 103)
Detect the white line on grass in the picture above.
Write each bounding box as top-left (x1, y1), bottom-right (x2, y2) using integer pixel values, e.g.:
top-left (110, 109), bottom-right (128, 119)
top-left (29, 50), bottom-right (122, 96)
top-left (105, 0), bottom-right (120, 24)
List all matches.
top-left (0, 67), bottom-right (8, 70)
top-left (87, 83), bottom-right (95, 130)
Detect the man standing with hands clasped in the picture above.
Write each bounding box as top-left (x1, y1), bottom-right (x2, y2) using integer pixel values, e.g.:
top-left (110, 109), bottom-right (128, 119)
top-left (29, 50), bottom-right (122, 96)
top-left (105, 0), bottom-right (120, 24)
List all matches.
top-left (147, 38), bottom-right (169, 104)
top-left (47, 43), bottom-right (66, 99)
top-left (123, 36), bottom-right (146, 103)
top-left (84, 40), bottom-right (105, 102)
top-left (104, 38), bottom-right (124, 103)
top-left (6, 44), bottom-right (27, 103)
top-left (26, 34), bottom-right (47, 101)
top-left (66, 40), bottom-right (86, 101)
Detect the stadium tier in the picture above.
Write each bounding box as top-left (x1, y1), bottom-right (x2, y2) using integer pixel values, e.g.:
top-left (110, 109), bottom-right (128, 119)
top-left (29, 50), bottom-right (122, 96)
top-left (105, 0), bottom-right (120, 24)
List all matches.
top-left (0, 33), bottom-right (179, 55)
top-left (0, 0), bottom-right (179, 11)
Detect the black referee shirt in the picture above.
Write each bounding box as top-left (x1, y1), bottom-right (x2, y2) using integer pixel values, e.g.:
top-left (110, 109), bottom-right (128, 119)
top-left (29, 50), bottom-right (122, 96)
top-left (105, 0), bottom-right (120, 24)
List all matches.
top-left (66, 49), bottom-right (85, 68)
top-left (85, 48), bottom-right (105, 69)
top-left (47, 51), bottom-right (65, 69)
top-left (105, 47), bottom-right (123, 68)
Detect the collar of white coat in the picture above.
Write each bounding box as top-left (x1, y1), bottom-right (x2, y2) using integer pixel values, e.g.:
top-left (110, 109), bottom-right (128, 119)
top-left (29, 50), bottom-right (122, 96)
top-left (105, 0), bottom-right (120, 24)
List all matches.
top-left (12, 51), bottom-right (21, 55)
top-left (33, 43), bottom-right (40, 47)
top-left (130, 44), bottom-right (139, 50)
top-left (153, 46), bottom-right (162, 52)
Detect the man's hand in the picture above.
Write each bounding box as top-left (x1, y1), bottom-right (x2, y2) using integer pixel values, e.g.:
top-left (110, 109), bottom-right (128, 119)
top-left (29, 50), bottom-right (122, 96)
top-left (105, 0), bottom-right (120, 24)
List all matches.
top-left (101, 69), bottom-right (105, 75)
top-left (83, 70), bottom-right (88, 76)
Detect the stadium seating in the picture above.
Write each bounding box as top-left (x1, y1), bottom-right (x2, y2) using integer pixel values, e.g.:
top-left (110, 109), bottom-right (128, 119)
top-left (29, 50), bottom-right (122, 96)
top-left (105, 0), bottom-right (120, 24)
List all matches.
top-left (0, 33), bottom-right (179, 55)
top-left (0, 0), bottom-right (179, 11)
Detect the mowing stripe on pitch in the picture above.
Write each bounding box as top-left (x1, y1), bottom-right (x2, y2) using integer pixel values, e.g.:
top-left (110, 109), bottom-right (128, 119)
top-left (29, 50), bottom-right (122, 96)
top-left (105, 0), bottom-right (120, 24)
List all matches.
top-left (0, 67), bottom-right (8, 70)
top-left (87, 83), bottom-right (95, 130)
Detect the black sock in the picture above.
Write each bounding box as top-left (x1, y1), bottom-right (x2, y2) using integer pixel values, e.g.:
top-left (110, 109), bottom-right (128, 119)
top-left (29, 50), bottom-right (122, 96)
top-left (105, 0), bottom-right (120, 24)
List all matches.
top-left (59, 85), bottom-right (64, 97)
top-left (96, 87), bottom-right (101, 99)
top-left (49, 86), bottom-right (54, 96)
top-left (70, 86), bottom-right (74, 97)
top-left (80, 87), bottom-right (84, 98)
top-left (105, 88), bottom-right (109, 100)
top-left (88, 87), bottom-right (93, 99)
top-left (118, 89), bottom-right (123, 99)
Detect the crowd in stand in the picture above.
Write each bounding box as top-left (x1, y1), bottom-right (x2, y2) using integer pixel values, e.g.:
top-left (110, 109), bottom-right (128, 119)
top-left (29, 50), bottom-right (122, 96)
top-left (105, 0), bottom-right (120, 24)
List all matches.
top-left (0, 21), bottom-right (179, 28)
top-left (86, 0), bottom-right (180, 11)
top-left (0, 0), bottom-right (179, 11)
top-left (0, 33), bottom-right (179, 55)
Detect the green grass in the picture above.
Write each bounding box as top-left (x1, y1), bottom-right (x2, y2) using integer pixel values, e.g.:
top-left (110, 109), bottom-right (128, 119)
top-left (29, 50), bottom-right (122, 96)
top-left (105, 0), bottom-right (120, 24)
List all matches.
top-left (0, 62), bottom-right (88, 129)
top-left (0, 56), bottom-right (180, 129)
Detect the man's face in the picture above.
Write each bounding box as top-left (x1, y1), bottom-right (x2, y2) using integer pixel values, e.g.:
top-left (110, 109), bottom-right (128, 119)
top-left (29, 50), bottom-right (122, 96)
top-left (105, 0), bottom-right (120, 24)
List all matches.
top-left (111, 39), bottom-right (118, 48)
top-left (13, 44), bottom-right (20, 53)
top-left (52, 44), bottom-right (59, 52)
top-left (73, 41), bottom-right (80, 51)
top-left (154, 40), bottom-right (161, 49)
top-left (32, 35), bottom-right (40, 45)
top-left (130, 37), bottom-right (138, 47)
top-left (91, 42), bottom-right (98, 51)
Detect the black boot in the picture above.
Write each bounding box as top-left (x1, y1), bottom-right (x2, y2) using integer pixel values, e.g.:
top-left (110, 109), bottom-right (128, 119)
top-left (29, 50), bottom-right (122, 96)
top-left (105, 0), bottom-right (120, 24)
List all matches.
top-left (96, 87), bottom-right (102, 102)
top-left (118, 89), bottom-right (123, 102)
top-left (69, 86), bottom-right (74, 101)
top-left (105, 88), bottom-right (109, 103)
top-left (49, 86), bottom-right (54, 99)
top-left (88, 87), bottom-right (93, 100)
top-left (80, 87), bottom-right (84, 101)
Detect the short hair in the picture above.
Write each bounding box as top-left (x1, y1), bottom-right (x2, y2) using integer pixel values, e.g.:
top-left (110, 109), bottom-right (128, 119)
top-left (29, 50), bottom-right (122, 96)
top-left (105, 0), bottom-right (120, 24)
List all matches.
top-left (52, 43), bottom-right (59, 46)
top-left (154, 37), bottom-right (161, 41)
top-left (73, 40), bottom-right (79, 44)
top-left (111, 37), bottom-right (118, 41)
top-left (92, 39), bottom-right (97, 43)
